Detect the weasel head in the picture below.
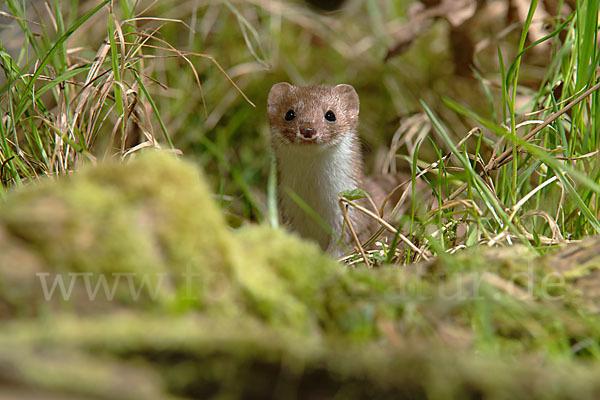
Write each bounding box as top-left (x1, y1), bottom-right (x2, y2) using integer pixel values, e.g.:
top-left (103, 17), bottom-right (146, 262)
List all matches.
top-left (267, 83), bottom-right (359, 147)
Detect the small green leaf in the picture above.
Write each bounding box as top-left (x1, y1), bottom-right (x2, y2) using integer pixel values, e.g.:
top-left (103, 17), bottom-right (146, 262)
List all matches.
top-left (339, 188), bottom-right (369, 200)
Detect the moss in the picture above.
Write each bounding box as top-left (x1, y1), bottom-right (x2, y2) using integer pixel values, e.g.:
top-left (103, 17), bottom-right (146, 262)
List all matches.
top-left (234, 225), bottom-right (340, 330)
top-left (0, 151), bottom-right (240, 312)
top-left (2, 313), bottom-right (600, 400)
top-left (1, 151), bottom-right (600, 399)
top-left (0, 341), bottom-right (170, 400)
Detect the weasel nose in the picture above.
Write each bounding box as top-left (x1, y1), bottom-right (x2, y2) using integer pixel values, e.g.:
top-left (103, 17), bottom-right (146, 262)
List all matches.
top-left (300, 127), bottom-right (315, 139)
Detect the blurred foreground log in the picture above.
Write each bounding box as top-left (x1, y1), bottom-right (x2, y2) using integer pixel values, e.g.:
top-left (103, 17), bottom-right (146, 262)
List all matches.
top-left (0, 152), bottom-right (599, 399)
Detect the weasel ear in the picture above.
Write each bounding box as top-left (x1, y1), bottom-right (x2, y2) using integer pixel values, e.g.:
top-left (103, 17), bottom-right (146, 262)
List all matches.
top-left (334, 84), bottom-right (359, 115)
top-left (268, 82), bottom-right (293, 111)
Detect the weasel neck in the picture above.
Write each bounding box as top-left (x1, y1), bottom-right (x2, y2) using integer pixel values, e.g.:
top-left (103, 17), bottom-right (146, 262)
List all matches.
top-left (274, 134), bottom-right (362, 251)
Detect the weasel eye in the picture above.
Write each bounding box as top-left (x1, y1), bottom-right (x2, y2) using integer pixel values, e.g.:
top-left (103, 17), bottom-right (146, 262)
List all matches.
top-left (325, 110), bottom-right (336, 122)
top-left (284, 110), bottom-right (296, 121)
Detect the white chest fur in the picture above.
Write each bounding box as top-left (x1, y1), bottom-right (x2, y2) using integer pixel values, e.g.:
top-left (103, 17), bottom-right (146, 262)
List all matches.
top-left (275, 134), bottom-right (359, 251)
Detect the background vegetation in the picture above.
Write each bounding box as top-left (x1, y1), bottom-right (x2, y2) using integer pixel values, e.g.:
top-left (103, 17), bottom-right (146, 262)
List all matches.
top-left (1, 0), bottom-right (598, 264)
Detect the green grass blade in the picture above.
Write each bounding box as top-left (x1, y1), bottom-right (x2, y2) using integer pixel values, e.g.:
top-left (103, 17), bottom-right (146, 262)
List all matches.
top-left (14, 0), bottom-right (111, 121)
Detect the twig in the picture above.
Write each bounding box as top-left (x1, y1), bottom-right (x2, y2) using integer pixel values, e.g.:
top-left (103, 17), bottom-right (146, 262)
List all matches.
top-left (339, 199), bottom-right (370, 267)
top-left (493, 80), bottom-right (600, 168)
top-left (341, 197), bottom-right (429, 260)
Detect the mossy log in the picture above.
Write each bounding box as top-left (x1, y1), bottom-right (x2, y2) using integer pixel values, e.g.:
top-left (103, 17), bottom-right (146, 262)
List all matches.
top-left (0, 152), bottom-right (599, 399)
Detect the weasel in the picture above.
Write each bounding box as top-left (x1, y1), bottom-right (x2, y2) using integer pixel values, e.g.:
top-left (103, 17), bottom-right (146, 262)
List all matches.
top-left (268, 83), bottom-right (389, 255)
